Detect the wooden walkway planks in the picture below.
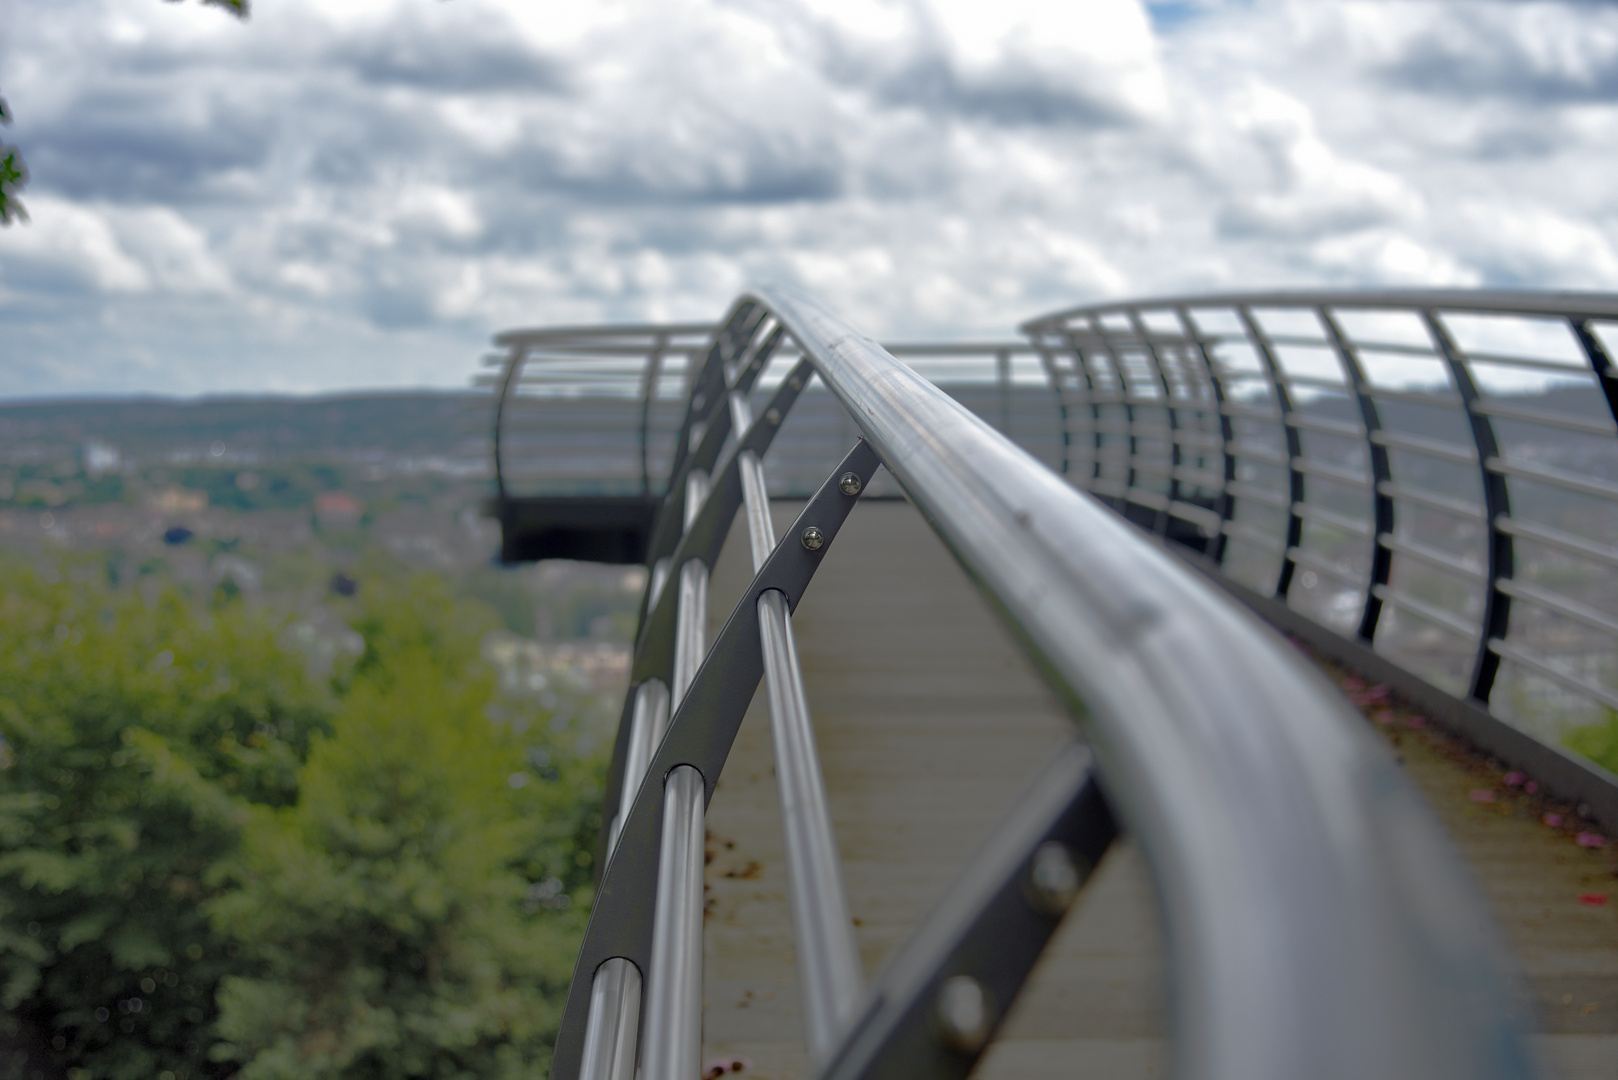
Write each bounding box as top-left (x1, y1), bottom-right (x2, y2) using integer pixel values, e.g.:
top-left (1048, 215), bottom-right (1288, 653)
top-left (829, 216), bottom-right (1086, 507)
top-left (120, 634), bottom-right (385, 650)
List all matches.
top-left (700, 497), bottom-right (1160, 1079)
top-left (694, 496), bottom-right (1618, 1080)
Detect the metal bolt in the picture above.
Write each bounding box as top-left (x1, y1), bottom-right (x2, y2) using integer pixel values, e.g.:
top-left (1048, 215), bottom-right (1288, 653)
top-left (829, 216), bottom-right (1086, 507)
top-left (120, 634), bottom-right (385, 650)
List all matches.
top-left (800, 526), bottom-right (825, 551)
top-left (765, 408), bottom-right (782, 426)
top-left (839, 472), bottom-right (863, 496)
top-left (935, 975), bottom-right (992, 1054)
top-left (691, 393), bottom-right (706, 412)
top-left (1027, 841), bottom-right (1083, 915)
top-left (788, 375), bottom-right (804, 392)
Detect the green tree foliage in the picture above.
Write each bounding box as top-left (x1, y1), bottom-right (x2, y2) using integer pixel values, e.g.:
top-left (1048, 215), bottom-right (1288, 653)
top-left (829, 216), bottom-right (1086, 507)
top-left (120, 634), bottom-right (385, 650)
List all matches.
top-left (162, 0), bottom-right (250, 19)
top-left (208, 578), bottom-right (594, 1079)
top-left (0, 91), bottom-right (27, 225)
top-left (0, 568), bottom-right (605, 1079)
top-left (0, 3), bottom-right (247, 227)
top-left (1566, 709), bottom-right (1618, 776)
top-left (0, 564), bottom-right (332, 1078)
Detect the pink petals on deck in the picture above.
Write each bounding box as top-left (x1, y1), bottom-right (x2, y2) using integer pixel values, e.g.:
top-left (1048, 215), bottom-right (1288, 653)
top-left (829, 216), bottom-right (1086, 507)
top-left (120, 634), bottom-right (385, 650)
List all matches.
top-left (1327, 663), bottom-right (1615, 870)
top-left (1345, 682), bottom-right (1391, 707)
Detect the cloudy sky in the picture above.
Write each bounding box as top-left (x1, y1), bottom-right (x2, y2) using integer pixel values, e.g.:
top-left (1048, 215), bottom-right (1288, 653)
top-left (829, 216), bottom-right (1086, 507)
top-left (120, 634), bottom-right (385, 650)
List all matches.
top-left (1, 0), bottom-right (1615, 398)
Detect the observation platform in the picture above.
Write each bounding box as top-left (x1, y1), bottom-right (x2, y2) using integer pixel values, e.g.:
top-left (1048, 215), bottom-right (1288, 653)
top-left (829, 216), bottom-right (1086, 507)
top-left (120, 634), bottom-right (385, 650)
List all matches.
top-left (483, 288), bottom-right (1618, 1080)
top-left (702, 498), bottom-right (1618, 1080)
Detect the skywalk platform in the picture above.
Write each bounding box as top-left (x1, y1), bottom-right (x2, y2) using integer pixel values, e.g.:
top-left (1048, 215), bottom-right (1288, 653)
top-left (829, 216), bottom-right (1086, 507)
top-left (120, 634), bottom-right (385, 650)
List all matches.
top-left (700, 499), bottom-right (1618, 1080)
top-left (498, 289), bottom-right (1618, 1080)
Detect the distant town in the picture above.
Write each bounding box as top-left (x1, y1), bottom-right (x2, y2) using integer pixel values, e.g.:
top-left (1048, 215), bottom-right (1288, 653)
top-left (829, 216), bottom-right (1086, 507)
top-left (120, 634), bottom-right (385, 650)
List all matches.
top-left (0, 391), bottom-right (637, 710)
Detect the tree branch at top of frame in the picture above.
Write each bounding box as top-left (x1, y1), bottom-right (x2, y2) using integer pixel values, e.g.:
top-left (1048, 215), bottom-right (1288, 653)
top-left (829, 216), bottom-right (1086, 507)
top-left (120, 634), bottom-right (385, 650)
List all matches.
top-left (163, 0), bottom-right (251, 17)
top-left (1, 2), bottom-right (250, 226)
top-left (0, 91), bottom-right (25, 226)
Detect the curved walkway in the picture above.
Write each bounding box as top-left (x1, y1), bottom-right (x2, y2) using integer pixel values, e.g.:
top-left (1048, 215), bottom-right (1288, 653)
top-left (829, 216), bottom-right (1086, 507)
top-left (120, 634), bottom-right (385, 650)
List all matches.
top-left (698, 499), bottom-right (1618, 1080)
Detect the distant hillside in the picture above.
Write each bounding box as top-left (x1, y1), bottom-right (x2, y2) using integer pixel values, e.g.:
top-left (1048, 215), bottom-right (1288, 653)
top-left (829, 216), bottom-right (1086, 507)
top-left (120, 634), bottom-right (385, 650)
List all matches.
top-left (0, 392), bottom-right (490, 467)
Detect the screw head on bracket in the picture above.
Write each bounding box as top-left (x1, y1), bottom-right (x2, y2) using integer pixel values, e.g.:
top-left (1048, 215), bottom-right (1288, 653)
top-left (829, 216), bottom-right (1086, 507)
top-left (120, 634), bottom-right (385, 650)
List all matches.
top-left (839, 472), bottom-right (864, 497)
top-left (935, 975), bottom-right (993, 1054)
top-left (691, 393), bottom-right (706, 413)
top-left (765, 408), bottom-right (782, 426)
top-left (800, 526), bottom-right (826, 551)
top-left (788, 375), bottom-right (804, 392)
top-left (1027, 841), bottom-right (1083, 915)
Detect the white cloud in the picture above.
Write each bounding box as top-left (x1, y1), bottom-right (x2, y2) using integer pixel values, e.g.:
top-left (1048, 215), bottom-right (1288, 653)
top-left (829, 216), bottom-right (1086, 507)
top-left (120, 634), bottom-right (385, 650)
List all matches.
top-left (1461, 205), bottom-right (1618, 286)
top-left (1212, 81), bottom-right (1424, 237)
top-left (927, 0), bottom-right (1168, 120)
top-left (110, 206), bottom-right (234, 293)
top-left (1, 196), bottom-right (150, 292)
top-left (0, 0), bottom-right (1614, 397)
top-left (1309, 229), bottom-right (1479, 287)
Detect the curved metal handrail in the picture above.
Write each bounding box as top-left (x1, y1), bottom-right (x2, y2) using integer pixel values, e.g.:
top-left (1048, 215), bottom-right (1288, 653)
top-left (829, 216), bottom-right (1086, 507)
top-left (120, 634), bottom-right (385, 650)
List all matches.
top-left (483, 327), bottom-right (1054, 505)
top-left (549, 286), bottom-right (1531, 1080)
top-left (1022, 290), bottom-right (1618, 821)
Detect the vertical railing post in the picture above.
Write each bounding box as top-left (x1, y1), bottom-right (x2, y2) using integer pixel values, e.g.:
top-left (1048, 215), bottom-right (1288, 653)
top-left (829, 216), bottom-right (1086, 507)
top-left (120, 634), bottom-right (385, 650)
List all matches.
top-left (995, 347), bottom-right (1012, 436)
top-left (1127, 308), bottom-right (1183, 538)
top-left (1318, 307), bottom-right (1394, 645)
top-left (1236, 306), bottom-right (1306, 598)
top-left (1571, 317), bottom-right (1618, 428)
top-left (1028, 336), bottom-right (1076, 478)
top-left (1176, 306), bottom-right (1237, 565)
top-left (1067, 331), bottom-right (1105, 489)
top-left (1086, 314), bottom-right (1142, 506)
top-left (1421, 310), bottom-right (1514, 704)
top-left (637, 333), bottom-right (670, 498)
top-left (491, 343), bottom-right (529, 508)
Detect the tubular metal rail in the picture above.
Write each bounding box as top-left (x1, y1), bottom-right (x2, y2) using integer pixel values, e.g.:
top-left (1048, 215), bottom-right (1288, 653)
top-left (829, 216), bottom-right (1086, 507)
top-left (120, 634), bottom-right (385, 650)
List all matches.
top-left (482, 324), bottom-right (714, 563)
top-left (482, 325), bottom-right (1057, 561)
top-left (1021, 291), bottom-right (1618, 822)
top-left (546, 287), bottom-right (1533, 1080)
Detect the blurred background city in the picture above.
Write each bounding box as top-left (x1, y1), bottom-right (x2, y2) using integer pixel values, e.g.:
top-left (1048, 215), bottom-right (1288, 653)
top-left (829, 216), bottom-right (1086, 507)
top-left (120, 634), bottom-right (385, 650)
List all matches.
top-left (2, 1), bottom-right (1617, 1078)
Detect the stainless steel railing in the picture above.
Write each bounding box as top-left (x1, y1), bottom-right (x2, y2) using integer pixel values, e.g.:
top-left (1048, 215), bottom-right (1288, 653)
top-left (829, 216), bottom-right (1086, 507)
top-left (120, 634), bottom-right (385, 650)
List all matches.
top-left (482, 327), bottom-right (1055, 502)
top-left (546, 287), bottom-right (1532, 1080)
top-left (1021, 290), bottom-right (1618, 745)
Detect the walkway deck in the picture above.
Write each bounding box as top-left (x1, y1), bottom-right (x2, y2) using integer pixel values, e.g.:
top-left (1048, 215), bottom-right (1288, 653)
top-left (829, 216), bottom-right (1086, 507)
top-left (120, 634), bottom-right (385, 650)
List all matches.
top-left (697, 498), bottom-right (1618, 1080)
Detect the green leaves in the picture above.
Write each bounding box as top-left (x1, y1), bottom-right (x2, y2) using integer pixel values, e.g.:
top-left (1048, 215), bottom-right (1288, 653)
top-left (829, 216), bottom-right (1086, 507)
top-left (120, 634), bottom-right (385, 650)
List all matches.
top-left (0, 562), bottom-right (603, 1078)
top-left (0, 90), bottom-right (26, 226)
top-left (1565, 708), bottom-right (1618, 776)
top-left (1, 0), bottom-right (252, 228)
top-left (0, 564), bottom-right (331, 1078)
top-left (161, 0), bottom-right (251, 19)
top-left (209, 579), bottom-right (587, 1079)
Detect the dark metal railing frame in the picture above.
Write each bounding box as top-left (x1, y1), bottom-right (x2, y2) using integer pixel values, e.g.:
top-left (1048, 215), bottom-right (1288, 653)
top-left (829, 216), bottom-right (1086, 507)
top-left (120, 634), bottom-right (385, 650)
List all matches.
top-left (543, 287), bottom-right (1531, 1080)
top-left (488, 322), bottom-right (716, 502)
top-left (1022, 290), bottom-right (1618, 729)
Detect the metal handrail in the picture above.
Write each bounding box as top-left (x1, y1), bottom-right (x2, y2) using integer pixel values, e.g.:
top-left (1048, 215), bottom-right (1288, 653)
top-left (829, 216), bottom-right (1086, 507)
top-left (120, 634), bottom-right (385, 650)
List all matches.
top-left (1022, 289), bottom-right (1618, 757)
top-left (487, 329), bottom-right (1056, 504)
top-left (547, 287), bottom-right (1531, 1080)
